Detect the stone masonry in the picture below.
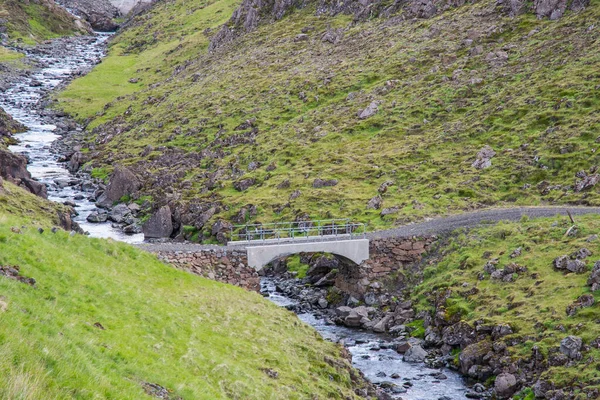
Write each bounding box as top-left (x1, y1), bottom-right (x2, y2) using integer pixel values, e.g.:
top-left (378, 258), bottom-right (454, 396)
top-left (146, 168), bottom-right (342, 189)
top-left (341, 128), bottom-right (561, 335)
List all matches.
top-left (147, 236), bottom-right (435, 297)
top-left (154, 248), bottom-right (260, 291)
top-left (335, 236), bottom-right (436, 297)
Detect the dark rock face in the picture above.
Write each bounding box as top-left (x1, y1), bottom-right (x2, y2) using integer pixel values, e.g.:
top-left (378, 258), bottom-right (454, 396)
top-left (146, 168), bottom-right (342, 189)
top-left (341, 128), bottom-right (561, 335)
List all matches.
top-left (142, 205), bottom-right (173, 238)
top-left (56, 0), bottom-right (120, 31)
top-left (0, 149), bottom-right (47, 198)
top-left (0, 106), bottom-right (26, 139)
top-left (96, 166), bottom-right (141, 208)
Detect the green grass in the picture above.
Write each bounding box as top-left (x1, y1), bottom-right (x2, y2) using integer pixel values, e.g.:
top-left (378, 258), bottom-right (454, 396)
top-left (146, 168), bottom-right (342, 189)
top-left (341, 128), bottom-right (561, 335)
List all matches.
top-left (0, 180), bottom-right (71, 227)
top-left (0, 46), bottom-right (24, 62)
top-left (286, 255), bottom-right (310, 279)
top-left (410, 214), bottom-right (600, 392)
top-left (0, 0), bottom-right (86, 44)
top-left (0, 211), bottom-right (365, 399)
top-left (56, 0), bottom-right (600, 240)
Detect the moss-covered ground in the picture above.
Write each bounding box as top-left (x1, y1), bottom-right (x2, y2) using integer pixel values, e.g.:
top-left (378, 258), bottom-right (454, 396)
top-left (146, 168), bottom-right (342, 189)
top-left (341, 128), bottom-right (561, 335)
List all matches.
top-left (411, 213), bottom-right (600, 394)
top-left (55, 0), bottom-right (600, 238)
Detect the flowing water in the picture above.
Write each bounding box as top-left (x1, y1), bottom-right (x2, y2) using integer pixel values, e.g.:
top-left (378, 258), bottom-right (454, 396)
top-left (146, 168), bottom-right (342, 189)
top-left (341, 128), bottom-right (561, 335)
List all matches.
top-left (1, 34), bottom-right (143, 243)
top-left (3, 33), bottom-right (472, 398)
top-left (262, 278), bottom-right (471, 400)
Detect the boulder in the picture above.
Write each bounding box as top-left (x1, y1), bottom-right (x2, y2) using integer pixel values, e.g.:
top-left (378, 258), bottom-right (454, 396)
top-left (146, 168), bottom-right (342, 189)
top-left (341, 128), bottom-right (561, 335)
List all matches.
top-left (559, 336), bottom-right (582, 359)
top-left (575, 173), bottom-right (600, 192)
top-left (357, 101), bottom-right (381, 120)
top-left (87, 210), bottom-right (108, 223)
top-left (233, 178), bottom-right (256, 191)
top-left (96, 166), bottom-right (141, 208)
top-left (212, 219), bottom-right (233, 243)
top-left (367, 195), bottom-right (383, 210)
top-left (403, 345), bottom-right (428, 362)
top-left (588, 261), bottom-right (600, 291)
top-left (534, 0), bottom-right (568, 20)
top-left (459, 340), bottom-right (492, 375)
top-left (471, 145), bottom-right (496, 169)
top-left (108, 203), bottom-right (131, 223)
top-left (495, 373), bottom-right (518, 399)
top-left (142, 205), bottom-right (173, 238)
top-left (313, 178), bottom-right (338, 188)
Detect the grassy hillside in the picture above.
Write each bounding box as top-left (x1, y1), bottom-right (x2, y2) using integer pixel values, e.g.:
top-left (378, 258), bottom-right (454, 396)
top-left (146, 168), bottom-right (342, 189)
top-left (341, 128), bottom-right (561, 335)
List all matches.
top-left (410, 213), bottom-right (600, 395)
top-left (0, 0), bottom-right (87, 44)
top-left (57, 0), bottom-right (600, 239)
top-left (0, 209), bottom-right (367, 398)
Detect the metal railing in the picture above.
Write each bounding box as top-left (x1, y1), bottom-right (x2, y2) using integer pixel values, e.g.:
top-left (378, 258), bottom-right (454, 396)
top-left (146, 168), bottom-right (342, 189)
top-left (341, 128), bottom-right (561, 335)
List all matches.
top-left (229, 218), bottom-right (367, 243)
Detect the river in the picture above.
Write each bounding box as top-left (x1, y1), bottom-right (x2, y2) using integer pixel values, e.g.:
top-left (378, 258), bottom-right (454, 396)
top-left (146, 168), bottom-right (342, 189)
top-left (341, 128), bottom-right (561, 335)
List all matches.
top-left (1, 34), bottom-right (143, 243)
top-left (1, 33), bottom-right (471, 399)
top-left (262, 278), bottom-right (471, 399)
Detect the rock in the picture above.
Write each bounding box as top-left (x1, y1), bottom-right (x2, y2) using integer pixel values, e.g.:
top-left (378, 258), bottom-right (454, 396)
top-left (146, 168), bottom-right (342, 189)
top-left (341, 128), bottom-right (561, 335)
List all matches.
top-left (294, 33), bottom-right (309, 42)
top-left (471, 145), bottom-right (496, 169)
top-left (566, 294), bottom-right (595, 316)
top-left (142, 205), bottom-right (173, 238)
top-left (492, 324), bottom-right (513, 339)
top-left (378, 180), bottom-right (394, 194)
top-left (566, 259), bottom-right (587, 273)
top-left (575, 173), bottom-right (599, 192)
top-left (312, 178), bottom-right (338, 188)
top-left (211, 219), bottom-right (233, 243)
top-left (559, 336), bottom-right (582, 359)
top-left (357, 101), bottom-right (381, 120)
top-left (344, 310), bottom-right (363, 327)
top-left (534, 0), bottom-right (568, 20)
top-left (485, 51), bottom-right (509, 67)
top-left (403, 345), bottom-right (428, 362)
top-left (554, 255), bottom-right (587, 273)
top-left (96, 166), bottom-right (141, 208)
top-left (588, 261), bottom-right (600, 291)
top-left (572, 248), bottom-right (592, 259)
top-left (108, 203), bottom-right (131, 223)
top-left (510, 247), bottom-right (522, 258)
top-left (442, 321), bottom-right (476, 347)
top-left (335, 306), bottom-right (353, 318)
top-left (367, 195), bottom-right (383, 210)
top-left (373, 315), bottom-right (391, 333)
top-left (459, 340), bottom-right (492, 375)
top-left (87, 210), bottom-right (108, 223)
top-left (318, 298), bottom-right (328, 308)
top-left (380, 206), bottom-right (399, 217)
top-left (233, 178), bottom-right (256, 191)
top-left (533, 380), bottom-right (553, 398)
top-left (495, 373), bottom-right (518, 399)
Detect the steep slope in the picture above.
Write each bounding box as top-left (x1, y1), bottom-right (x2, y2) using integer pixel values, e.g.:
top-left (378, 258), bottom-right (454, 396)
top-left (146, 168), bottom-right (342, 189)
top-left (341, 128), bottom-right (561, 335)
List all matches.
top-left (57, 0), bottom-right (600, 241)
top-left (0, 194), bottom-right (368, 399)
top-left (404, 213), bottom-right (600, 398)
top-left (0, 0), bottom-right (89, 44)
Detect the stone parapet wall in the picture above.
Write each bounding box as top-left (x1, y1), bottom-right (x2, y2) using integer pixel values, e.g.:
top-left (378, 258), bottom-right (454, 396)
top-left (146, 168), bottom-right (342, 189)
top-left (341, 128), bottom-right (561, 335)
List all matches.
top-left (154, 249), bottom-right (260, 292)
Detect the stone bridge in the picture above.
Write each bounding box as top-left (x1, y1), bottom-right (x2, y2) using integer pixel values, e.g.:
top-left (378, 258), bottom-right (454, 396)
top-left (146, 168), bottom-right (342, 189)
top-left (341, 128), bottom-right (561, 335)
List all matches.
top-left (138, 207), bottom-right (600, 296)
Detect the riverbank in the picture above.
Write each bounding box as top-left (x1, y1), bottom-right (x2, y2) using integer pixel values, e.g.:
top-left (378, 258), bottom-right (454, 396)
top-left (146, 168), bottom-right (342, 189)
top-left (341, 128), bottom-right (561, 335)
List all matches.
top-left (0, 33), bottom-right (144, 242)
top-left (260, 213), bottom-right (600, 399)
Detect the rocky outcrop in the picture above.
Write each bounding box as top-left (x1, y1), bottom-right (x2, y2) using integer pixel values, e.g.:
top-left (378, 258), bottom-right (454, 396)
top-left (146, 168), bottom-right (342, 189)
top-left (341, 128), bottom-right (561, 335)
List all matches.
top-left (210, 0), bottom-right (589, 50)
top-left (96, 166), bottom-right (141, 208)
top-left (0, 149), bottom-right (47, 198)
top-left (0, 107), bottom-right (26, 142)
top-left (56, 0), bottom-right (121, 31)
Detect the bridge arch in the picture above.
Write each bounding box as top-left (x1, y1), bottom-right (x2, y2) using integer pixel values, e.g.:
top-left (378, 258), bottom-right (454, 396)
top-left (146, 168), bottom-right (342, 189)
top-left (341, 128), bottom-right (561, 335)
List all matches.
top-left (243, 239), bottom-right (370, 271)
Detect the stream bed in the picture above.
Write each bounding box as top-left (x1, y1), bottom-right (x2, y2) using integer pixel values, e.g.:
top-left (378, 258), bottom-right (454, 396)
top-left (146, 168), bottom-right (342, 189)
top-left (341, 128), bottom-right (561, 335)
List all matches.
top-left (262, 278), bottom-right (471, 400)
top-left (1, 34), bottom-right (143, 243)
top-left (2, 33), bottom-right (472, 399)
